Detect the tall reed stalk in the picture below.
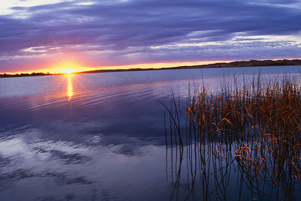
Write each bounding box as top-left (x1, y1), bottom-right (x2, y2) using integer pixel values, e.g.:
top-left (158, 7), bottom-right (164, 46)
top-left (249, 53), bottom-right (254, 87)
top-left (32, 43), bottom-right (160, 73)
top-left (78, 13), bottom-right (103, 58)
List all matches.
top-left (165, 73), bottom-right (301, 201)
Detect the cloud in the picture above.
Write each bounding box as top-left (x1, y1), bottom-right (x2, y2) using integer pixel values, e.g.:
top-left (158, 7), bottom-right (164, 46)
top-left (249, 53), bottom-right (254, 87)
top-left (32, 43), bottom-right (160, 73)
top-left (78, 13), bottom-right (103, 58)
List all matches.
top-left (0, 0), bottom-right (301, 72)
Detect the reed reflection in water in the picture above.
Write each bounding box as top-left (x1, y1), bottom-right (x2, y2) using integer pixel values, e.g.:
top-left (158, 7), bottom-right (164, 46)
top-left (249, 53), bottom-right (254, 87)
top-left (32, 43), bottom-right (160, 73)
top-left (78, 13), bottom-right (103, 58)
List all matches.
top-left (165, 73), bottom-right (301, 201)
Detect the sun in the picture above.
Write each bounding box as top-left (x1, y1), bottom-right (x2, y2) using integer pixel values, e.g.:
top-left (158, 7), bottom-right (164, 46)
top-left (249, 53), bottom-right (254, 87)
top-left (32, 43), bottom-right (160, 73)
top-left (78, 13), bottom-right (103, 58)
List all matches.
top-left (45, 60), bottom-right (91, 74)
top-left (62, 68), bottom-right (75, 74)
top-left (55, 61), bottom-right (80, 74)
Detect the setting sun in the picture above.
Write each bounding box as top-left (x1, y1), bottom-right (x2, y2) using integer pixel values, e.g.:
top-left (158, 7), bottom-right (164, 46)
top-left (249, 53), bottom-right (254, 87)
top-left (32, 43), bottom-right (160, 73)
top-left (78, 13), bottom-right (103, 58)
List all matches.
top-left (44, 60), bottom-right (90, 74)
top-left (63, 68), bottom-right (75, 74)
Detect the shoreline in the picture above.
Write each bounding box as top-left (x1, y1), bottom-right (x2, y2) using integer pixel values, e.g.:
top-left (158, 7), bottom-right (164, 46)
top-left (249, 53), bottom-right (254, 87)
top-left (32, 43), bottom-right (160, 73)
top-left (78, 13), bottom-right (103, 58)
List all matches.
top-left (1, 59), bottom-right (301, 78)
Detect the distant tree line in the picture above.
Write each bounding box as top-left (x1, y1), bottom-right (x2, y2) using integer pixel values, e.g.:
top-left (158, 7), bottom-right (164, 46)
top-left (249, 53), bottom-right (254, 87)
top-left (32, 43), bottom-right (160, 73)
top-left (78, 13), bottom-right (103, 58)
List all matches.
top-left (0, 72), bottom-right (62, 78)
top-left (1, 59), bottom-right (301, 78)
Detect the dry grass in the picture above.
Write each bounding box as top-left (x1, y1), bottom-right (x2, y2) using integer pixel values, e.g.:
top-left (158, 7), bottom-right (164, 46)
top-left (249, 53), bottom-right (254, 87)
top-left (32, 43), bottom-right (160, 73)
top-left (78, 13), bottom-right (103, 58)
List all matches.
top-left (165, 73), bottom-right (301, 200)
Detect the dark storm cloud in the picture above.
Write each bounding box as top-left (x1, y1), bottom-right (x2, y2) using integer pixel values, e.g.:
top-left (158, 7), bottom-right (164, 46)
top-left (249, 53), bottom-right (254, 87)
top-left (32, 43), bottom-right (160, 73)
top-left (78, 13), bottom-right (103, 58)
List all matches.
top-left (0, 0), bottom-right (301, 71)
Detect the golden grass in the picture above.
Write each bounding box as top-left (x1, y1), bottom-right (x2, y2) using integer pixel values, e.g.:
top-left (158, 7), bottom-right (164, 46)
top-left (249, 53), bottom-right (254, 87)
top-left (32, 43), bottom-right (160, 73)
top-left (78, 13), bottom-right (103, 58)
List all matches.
top-left (165, 72), bottom-right (301, 200)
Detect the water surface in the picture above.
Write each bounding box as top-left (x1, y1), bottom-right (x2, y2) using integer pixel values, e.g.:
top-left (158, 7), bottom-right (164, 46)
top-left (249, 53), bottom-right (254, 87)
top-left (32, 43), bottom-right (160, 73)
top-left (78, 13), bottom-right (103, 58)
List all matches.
top-left (0, 66), bottom-right (301, 200)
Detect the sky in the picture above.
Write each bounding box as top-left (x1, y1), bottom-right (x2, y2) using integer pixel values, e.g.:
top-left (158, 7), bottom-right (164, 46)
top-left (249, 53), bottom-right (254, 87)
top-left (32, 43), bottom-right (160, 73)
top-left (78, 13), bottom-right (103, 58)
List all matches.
top-left (0, 0), bottom-right (301, 73)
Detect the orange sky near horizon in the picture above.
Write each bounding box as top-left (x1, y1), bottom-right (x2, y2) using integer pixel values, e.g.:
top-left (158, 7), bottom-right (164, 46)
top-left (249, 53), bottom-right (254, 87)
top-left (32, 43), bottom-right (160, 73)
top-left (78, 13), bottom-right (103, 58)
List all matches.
top-left (1, 60), bottom-right (228, 75)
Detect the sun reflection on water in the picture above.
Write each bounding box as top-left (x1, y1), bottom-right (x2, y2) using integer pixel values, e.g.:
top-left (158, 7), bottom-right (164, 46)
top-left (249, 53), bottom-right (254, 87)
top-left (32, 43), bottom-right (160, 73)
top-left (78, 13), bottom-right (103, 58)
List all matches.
top-left (67, 73), bottom-right (73, 101)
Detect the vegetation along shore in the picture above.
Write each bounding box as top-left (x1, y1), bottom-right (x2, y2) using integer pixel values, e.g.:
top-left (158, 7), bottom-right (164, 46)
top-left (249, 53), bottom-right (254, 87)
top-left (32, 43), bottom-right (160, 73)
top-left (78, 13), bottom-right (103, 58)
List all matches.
top-left (1, 59), bottom-right (301, 78)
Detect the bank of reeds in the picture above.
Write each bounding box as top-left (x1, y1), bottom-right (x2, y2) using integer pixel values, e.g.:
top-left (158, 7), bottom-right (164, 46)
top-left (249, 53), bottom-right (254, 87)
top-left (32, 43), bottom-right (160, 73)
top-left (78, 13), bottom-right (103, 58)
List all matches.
top-left (165, 73), bottom-right (301, 200)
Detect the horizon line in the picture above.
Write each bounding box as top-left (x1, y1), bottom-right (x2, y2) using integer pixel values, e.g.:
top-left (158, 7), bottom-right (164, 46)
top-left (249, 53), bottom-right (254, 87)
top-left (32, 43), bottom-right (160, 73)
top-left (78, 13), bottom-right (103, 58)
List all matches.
top-left (1, 58), bottom-right (301, 76)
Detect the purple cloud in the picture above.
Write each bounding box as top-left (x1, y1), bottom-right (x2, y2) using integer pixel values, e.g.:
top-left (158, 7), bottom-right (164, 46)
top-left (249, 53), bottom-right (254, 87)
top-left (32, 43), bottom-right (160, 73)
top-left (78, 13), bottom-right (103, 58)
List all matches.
top-left (0, 0), bottom-right (301, 72)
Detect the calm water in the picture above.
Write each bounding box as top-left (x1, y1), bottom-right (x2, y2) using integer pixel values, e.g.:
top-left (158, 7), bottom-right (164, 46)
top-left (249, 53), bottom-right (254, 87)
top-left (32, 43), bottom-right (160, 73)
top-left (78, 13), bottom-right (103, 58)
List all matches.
top-left (0, 66), bottom-right (300, 201)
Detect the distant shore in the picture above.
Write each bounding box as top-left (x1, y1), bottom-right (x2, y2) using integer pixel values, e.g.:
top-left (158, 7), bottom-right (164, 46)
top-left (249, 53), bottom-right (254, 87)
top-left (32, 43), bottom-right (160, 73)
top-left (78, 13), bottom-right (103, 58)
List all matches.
top-left (1, 59), bottom-right (301, 78)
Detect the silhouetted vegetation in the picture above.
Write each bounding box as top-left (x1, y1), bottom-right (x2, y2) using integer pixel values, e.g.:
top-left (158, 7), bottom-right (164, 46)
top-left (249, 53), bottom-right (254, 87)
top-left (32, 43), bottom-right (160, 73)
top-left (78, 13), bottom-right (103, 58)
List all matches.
top-left (0, 72), bottom-right (60, 78)
top-left (165, 73), bottom-right (301, 200)
top-left (166, 59), bottom-right (301, 70)
top-left (80, 59), bottom-right (301, 74)
top-left (1, 59), bottom-right (301, 78)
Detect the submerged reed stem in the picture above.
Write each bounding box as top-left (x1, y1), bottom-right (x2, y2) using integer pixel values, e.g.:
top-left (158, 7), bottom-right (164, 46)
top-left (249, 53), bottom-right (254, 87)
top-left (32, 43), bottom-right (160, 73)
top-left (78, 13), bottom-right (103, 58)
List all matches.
top-left (166, 73), bottom-right (301, 200)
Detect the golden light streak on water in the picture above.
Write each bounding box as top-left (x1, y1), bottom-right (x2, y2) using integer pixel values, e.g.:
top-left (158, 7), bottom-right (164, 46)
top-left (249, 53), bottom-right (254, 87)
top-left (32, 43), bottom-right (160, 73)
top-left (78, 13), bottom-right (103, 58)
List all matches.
top-left (67, 73), bottom-right (73, 101)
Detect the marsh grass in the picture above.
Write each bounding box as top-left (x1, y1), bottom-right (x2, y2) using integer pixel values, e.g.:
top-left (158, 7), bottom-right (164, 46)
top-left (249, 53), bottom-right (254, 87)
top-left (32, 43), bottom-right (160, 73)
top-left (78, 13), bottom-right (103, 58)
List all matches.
top-left (165, 73), bottom-right (301, 200)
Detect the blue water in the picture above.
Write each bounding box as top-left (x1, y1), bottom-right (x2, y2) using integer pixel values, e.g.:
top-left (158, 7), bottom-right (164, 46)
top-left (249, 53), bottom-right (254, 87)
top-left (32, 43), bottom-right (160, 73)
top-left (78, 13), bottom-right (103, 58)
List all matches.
top-left (0, 66), bottom-right (300, 201)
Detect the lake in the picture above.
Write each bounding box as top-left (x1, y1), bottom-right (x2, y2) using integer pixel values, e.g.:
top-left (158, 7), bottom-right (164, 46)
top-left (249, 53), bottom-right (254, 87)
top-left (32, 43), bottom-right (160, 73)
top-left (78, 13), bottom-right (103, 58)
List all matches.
top-left (0, 66), bottom-right (301, 201)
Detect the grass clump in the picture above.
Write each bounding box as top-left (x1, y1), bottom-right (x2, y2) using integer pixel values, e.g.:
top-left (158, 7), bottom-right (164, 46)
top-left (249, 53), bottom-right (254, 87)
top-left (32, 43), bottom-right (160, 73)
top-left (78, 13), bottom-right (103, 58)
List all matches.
top-left (166, 73), bottom-right (301, 200)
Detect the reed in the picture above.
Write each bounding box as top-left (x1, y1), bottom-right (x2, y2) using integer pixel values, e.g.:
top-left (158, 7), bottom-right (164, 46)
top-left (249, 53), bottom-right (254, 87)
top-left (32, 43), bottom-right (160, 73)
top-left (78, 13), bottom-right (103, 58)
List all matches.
top-left (165, 73), bottom-right (301, 200)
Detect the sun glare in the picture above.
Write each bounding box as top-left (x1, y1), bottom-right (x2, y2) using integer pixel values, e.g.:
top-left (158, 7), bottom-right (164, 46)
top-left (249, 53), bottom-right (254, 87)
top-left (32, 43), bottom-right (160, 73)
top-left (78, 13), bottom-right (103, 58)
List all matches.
top-left (52, 61), bottom-right (84, 74)
top-left (63, 68), bottom-right (75, 74)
